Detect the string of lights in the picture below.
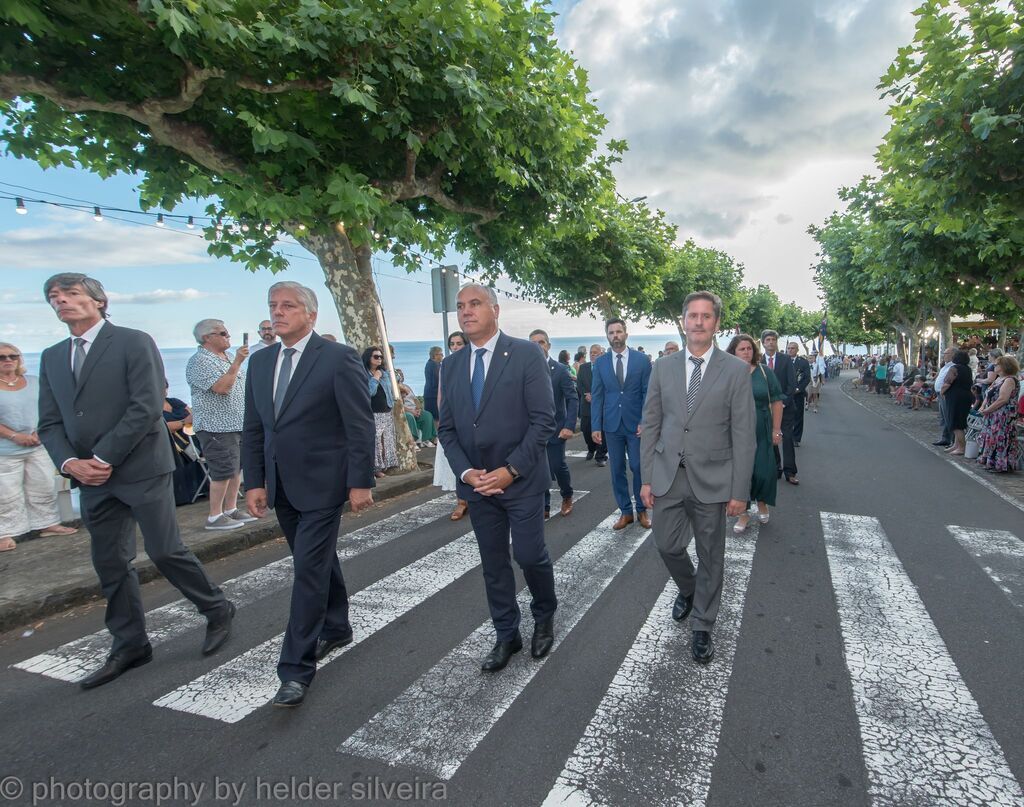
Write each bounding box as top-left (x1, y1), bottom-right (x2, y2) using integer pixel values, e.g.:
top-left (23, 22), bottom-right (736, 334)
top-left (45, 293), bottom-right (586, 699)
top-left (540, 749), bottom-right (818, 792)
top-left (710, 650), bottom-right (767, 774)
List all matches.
top-left (1, 183), bottom-right (583, 305)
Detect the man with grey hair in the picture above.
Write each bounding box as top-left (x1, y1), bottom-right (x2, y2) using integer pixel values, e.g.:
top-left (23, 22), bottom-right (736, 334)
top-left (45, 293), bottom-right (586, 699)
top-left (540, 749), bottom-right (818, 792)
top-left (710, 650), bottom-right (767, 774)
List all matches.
top-left (186, 318), bottom-right (253, 530)
top-left (37, 273), bottom-right (235, 689)
top-left (576, 343), bottom-right (607, 464)
top-left (664, 341), bottom-right (680, 355)
top-left (243, 280), bottom-right (375, 707)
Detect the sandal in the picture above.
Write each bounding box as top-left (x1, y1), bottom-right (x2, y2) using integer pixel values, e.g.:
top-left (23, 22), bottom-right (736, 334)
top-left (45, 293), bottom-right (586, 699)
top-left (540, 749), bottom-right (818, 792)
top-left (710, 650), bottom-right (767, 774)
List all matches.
top-left (0, 537), bottom-right (16, 552)
top-left (733, 517), bottom-right (749, 534)
top-left (39, 524), bottom-right (78, 537)
top-left (450, 500), bottom-right (468, 521)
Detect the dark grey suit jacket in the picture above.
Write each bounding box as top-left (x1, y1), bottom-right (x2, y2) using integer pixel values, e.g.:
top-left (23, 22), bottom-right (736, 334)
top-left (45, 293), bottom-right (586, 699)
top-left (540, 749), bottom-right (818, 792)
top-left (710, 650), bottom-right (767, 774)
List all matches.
top-left (38, 321), bottom-right (174, 489)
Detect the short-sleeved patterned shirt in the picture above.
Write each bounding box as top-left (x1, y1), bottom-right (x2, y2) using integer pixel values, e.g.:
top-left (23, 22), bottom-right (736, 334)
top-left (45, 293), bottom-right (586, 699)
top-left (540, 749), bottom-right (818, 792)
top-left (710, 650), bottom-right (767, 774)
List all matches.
top-left (186, 347), bottom-right (245, 433)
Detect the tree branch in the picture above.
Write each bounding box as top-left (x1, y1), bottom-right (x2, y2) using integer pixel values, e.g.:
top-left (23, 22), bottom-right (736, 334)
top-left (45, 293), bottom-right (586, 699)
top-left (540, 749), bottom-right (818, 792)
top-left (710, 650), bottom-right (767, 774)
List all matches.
top-left (375, 148), bottom-right (501, 224)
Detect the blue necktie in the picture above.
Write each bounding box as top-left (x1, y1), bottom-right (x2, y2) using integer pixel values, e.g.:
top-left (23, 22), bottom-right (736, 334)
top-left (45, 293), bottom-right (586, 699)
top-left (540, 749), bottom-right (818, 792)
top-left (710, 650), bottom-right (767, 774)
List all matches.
top-left (471, 348), bottom-right (487, 410)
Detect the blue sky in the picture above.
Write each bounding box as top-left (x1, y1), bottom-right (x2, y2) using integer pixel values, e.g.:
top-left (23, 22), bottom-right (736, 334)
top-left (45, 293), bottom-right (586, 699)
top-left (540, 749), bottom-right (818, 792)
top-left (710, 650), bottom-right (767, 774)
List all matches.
top-left (1, 0), bottom-right (918, 353)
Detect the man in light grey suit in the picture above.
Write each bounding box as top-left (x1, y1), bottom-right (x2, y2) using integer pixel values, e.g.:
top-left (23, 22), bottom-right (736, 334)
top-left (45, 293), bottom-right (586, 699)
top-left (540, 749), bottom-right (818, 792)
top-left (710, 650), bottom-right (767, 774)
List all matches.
top-left (640, 291), bottom-right (756, 663)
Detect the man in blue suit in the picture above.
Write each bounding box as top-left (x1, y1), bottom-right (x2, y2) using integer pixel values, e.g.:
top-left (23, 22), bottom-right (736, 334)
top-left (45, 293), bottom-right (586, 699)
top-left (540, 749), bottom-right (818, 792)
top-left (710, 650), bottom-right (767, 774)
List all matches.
top-left (529, 329), bottom-right (579, 519)
top-left (242, 281), bottom-right (376, 708)
top-left (438, 284), bottom-right (557, 672)
top-left (591, 318), bottom-right (652, 530)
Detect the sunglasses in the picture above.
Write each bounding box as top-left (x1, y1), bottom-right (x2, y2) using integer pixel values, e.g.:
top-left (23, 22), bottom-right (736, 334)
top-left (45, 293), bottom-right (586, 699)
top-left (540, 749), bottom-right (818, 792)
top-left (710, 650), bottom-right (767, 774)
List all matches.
top-left (209, 331), bottom-right (229, 337)
top-left (0, 354), bottom-right (20, 361)
top-left (371, 354), bottom-right (383, 360)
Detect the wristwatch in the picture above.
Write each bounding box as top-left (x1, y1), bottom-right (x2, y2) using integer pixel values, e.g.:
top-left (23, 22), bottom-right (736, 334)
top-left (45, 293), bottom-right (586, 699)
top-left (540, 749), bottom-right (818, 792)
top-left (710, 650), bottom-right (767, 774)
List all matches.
top-left (505, 464), bottom-right (521, 480)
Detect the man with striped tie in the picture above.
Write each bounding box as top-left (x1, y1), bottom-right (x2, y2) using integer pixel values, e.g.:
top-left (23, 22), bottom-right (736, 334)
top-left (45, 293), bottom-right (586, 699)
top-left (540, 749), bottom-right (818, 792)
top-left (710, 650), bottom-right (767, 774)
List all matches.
top-left (640, 291), bottom-right (756, 664)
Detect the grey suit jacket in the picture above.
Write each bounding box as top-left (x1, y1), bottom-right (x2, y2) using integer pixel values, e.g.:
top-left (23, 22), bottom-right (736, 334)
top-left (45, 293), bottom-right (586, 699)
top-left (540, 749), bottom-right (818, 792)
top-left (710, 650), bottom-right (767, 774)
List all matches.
top-left (38, 321), bottom-right (175, 490)
top-left (640, 347), bottom-right (756, 503)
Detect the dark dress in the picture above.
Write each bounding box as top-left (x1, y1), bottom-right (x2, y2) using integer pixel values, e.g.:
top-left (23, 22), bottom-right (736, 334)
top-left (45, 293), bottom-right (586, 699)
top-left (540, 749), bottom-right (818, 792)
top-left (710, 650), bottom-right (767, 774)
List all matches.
top-left (749, 365), bottom-right (783, 506)
top-left (943, 362), bottom-right (973, 430)
top-left (163, 397), bottom-right (206, 506)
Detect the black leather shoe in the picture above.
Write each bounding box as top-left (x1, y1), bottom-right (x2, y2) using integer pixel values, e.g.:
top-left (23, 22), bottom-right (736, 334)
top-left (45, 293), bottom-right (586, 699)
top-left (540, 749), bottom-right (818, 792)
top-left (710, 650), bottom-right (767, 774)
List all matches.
top-left (79, 643), bottom-right (153, 690)
top-left (932, 440), bottom-right (951, 446)
top-left (672, 592), bottom-right (693, 622)
top-left (692, 630), bottom-right (714, 664)
top-left (202, 601), bottom-right (236, 656)
top-left (595, 458), bottom-right (608, 467)
top-left (585, 451), bottom-right (595, 461)
top-left (481, 634), bottom-right (523, 672)
top-left (531, 619), bottom-right (554, 659)
top-left (314, 628), bottom-right (354, 661)
top-left (544, 509), bottom-right (551, 520)
top-left (272, 680), bottom-right (308, 708)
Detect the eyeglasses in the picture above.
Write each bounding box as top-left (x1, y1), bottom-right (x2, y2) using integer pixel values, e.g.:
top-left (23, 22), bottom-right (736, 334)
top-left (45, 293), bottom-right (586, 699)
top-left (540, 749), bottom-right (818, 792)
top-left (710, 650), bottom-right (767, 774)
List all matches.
top-left (371, 354), bottom-right (383, 360)
top-left (0, 354), bottom-right (20, 361)
top-left (209, 331), bottom-right (229, 337)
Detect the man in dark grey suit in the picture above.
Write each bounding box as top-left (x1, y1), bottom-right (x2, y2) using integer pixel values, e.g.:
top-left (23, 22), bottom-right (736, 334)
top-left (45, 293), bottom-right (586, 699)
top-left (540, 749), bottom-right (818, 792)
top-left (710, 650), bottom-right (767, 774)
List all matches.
top-left (640, 291), bottom-right (756, 664)
top-left (37, 273), bottom-right (234, 690)
top-left (761, 330), bottom-right (799, 484)
top-left (575, 344), bottom-right (607, 465)
top-left (438, 284), bottom-right (556, 672)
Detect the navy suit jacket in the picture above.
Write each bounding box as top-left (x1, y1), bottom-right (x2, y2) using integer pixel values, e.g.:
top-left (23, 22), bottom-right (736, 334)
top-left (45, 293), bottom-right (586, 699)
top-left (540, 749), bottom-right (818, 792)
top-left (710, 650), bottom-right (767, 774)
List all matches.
top-left (422, 358), bottom-right (440, 401)
top-left (437, 331), bottom-right (555, 501)
top-left (591, 348), bottom-right (651, 435)
top-left (762, 352), bottom-right (797, 405)
top-left (546, 357), bottom-right (579, 443)
top-left (793, 356), bottom-right (811, 395)
top-left (241, 332), bottom-right (376, 512)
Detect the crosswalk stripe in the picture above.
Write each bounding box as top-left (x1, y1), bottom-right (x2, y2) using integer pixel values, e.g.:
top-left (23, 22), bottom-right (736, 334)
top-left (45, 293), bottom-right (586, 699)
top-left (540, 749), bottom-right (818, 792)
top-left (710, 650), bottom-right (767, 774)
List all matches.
top-left (13, 495), bottom-right (459, 681)
top-left (543, 529), bottom-right (758, 807)
top-left (820, 512), bottom-right (1023, 806)
top-left (946, 526), bottom-right (1024, 610)
top-left (339, 511), bottom-right (650, 780)
top-left (150, 491), bottom-right (589, 723)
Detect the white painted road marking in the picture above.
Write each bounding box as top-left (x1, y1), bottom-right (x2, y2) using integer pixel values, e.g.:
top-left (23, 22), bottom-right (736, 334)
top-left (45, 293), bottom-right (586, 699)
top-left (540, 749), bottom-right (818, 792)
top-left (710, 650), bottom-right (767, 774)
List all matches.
top-left (946, 526), bottom-right (1024, 611)
top-left (13, 495), bottom-right (459, 682)
top-left (150, 490), bottom-right (589, 723)
top-left (544, 529), bottom-right (759, 807)
top-left (820, 512), bottom-right (1023, 806)
top-left (340, 511), bottom-right (650, 780)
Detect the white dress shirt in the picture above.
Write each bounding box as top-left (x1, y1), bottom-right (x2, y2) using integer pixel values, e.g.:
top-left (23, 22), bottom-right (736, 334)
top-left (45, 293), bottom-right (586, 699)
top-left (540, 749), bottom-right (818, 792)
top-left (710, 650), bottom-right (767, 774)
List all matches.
top-left (935, 361), bottom-right (954, 389)
top-left (684, 343), bottom-right (714, 371)
top-left (68, 318), bottom-right (106, 371)
top-left (273, 330), bottom-right (314, 398)
top-left (764, 350), bottom-right (780, 371)
top-left (467, 330), bottom-right (502, 384)
top-left (609, 346), bottom-right (629, 381)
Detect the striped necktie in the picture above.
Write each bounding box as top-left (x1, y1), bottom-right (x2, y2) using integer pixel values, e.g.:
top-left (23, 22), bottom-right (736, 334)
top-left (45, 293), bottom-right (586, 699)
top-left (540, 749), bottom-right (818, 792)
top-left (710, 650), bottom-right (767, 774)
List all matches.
top-left (687, 356), bottom-right (704, 412)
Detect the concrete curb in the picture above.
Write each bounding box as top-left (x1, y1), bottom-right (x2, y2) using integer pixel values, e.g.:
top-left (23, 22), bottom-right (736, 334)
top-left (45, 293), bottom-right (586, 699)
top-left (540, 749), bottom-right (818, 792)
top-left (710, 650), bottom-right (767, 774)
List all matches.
top-left (1, 469), bottom-right (435, 634)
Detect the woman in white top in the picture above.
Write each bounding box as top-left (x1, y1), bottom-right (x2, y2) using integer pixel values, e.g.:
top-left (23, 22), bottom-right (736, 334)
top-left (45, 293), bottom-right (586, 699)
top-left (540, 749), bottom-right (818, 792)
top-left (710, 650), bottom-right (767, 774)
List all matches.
top-left (433, 331), bottom-right (466, 519)
top-left (0, 343), bottom-right (78, 551)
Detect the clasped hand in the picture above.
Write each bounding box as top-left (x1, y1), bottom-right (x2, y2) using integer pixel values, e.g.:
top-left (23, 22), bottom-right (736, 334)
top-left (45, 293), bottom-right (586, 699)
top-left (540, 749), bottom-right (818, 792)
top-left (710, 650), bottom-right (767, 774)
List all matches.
top-left (65, 458), bottom-right (112, 486)
top-left (464, 467), bottom-right (513, 496)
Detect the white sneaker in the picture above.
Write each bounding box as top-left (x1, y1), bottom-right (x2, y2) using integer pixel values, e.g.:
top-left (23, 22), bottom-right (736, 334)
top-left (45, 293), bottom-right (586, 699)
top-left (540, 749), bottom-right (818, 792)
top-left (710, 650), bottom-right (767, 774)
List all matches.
top-left (225, 508), bottom-right (258, 523)
top-left (205, 513), bottom-right (244, 531)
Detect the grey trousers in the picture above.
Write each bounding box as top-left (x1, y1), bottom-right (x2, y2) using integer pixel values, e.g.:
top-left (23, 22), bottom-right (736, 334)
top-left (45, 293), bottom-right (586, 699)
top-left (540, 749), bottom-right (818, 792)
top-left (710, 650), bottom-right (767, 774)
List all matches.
top-left (652, 466), bottom-right (727, 632)
top-left (79, 473), bottom-right (227, 654)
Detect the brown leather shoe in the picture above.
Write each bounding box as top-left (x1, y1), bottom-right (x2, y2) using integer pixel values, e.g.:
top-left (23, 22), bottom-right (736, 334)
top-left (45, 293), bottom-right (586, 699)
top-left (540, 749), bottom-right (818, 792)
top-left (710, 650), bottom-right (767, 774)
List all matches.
top-left (559, 496), bottom-right (573, 517)
top-left (450, 500), bottom-right (468, 521)
top-left (637, 511), bottom-right (652, 529)
top-left (613, 513), bottom-right (634, 530)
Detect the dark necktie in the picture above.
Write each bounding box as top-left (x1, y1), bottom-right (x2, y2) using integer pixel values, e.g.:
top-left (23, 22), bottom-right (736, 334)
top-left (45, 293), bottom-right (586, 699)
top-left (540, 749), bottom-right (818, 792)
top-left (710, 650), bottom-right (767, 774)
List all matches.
top-left (274, 348), bottom-right (296, 417)
top-left (616, 353), bottom-right (624, 390)
top-left (472, 348), bottom-right (487, 410)
top-left (687, 356), bottom-right (704, 412)
top-left (72, 337), bottom-right (86, 383)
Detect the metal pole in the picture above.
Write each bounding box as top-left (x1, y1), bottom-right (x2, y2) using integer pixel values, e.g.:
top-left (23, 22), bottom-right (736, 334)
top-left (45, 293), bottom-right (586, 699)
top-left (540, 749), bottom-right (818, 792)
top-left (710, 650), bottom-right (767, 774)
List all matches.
top-left (441, 299), bottom-right (450, 356)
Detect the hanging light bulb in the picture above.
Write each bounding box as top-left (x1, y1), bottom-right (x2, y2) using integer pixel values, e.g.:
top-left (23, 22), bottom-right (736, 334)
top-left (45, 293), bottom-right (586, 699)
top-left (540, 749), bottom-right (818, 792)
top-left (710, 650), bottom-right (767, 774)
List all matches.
top-left (297, 223), bottom-right (306, 231)
top-left (241, 222), bottom-right (250, 233)
top-left (15, 197), bottom-right (27, 215)
top-left (215, 218), bottom-right (224, 232)
top-left (93, 206), bottom-right (103, 221)
top-left (186, 216), bottom-right (195, 229)
top-left (156, 213), bottom-right (165, 227)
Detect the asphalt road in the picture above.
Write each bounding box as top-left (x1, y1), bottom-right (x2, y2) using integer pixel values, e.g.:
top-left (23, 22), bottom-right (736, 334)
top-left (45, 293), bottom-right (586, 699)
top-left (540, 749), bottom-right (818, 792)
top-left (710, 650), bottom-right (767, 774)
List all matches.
top-left (1, 377), bottom-right (1022, 807)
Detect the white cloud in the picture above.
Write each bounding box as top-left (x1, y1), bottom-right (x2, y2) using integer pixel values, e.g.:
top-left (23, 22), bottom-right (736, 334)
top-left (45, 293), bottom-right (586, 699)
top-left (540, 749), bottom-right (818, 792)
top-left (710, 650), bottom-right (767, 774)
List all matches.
top-left (0, 207), bottom-right (214, 270)
top-left (107, 288), bottom-right (225, 304)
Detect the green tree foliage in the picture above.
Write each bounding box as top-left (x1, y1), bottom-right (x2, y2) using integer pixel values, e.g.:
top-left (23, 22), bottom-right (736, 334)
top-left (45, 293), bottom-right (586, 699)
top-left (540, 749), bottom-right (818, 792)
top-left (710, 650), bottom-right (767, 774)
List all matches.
top-left (738, 285), bottom-right (782, 339)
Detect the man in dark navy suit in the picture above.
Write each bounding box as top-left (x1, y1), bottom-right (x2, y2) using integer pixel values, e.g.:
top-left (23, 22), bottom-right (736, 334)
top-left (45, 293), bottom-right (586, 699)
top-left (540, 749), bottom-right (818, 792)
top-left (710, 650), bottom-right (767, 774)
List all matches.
top-left (761, 329), bottom-right (798, 484)
top-left (242, 281), bottom-right (376, 708)
top-left (788, 341), bottom-right (811, 446)
top-left (576, 344), bottom-right (607, 465)
top-left (528, 329), bottom-right (579, 519)
top-left (591, 318), bottom-right (652, 530)
top-left (438, 284), bottom-right (556, 672)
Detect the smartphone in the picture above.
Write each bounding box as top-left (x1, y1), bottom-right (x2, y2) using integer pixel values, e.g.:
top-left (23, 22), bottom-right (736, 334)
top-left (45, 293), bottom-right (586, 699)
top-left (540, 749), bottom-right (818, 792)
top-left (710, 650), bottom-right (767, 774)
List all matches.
top-left (242, 332), bottom-right (249, 346)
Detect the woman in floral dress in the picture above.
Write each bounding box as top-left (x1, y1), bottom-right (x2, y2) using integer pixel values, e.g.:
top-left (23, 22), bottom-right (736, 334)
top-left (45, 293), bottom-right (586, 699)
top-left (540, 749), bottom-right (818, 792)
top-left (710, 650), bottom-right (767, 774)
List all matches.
top-left (976, 355), bottom-right (1020, 473)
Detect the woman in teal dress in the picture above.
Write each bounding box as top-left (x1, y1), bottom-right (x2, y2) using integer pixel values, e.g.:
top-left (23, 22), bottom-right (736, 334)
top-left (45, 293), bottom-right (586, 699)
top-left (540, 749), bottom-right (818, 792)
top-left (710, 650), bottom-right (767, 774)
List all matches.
top-left (727, 334), bottom-right (783, 533)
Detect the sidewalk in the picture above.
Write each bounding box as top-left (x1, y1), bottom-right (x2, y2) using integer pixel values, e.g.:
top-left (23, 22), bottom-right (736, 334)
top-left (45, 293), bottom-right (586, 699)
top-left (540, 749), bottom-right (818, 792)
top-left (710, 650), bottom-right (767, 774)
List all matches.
top-left (839, 373), bottom-right (1024, 507)
top-left (0, 454), bottom-right (436, 633)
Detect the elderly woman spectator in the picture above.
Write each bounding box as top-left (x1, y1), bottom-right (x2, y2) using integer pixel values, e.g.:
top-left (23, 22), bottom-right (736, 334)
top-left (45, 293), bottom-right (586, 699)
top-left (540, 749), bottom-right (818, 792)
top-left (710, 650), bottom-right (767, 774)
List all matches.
top-left (727, 334), bottom-right (783, 532)
top-left (978, 348), bottom-right (1003, 389)
top-left (940, 349), bottom-right (974, 455)
top-left (186, 319), bottom-right (255, 530)
top-left (976, 355), bottom-right (1021, 473)
top-left (400, 381), bottom-right (436, 449)
top-left (363, 346), bottom-right (398, 478)
top-left (0, 342), bottom-right (77, 551)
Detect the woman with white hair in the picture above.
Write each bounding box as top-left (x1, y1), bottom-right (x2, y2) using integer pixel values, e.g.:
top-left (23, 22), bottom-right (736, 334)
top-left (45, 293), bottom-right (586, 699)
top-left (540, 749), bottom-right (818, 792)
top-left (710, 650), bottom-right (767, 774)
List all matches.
top-left (0, 342), bottom-right (77, 551)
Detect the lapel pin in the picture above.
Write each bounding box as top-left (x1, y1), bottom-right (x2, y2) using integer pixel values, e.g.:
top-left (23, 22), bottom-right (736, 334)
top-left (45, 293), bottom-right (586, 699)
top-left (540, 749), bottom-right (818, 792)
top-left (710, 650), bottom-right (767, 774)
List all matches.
top-left (503, 352), bottom-right (508, 357)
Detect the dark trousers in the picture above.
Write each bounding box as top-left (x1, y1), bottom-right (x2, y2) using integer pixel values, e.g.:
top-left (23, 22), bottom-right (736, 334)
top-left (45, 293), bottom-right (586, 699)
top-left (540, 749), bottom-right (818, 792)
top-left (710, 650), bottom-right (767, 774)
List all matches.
top-left (79, 473), bottom-right (226, 654)
top-left (273, 472), bottom-right (349, 685)
top-left (468, 492), bottom-right (557, 642)
top-left (544, 439), bottom-right (573, 510)
top-left (793, 393), bottom-right (806, 442)
top-left (773, 404), bottom-right (798, 477)
top-left (938, 396), bottom-right (953, 443)
top-left (605, 428), bottom-right (645, 514)
top-left (580, 414), bottom-right (607, 460)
